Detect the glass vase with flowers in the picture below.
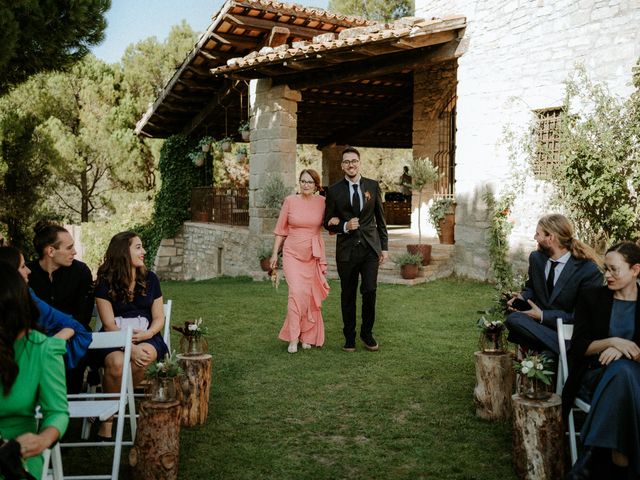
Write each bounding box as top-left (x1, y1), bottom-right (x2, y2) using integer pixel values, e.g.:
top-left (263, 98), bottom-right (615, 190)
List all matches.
top-left (173, 318), bottom-right (208, 356)
top-left (476, 308), bottom-right (507, 354)
top-left (514, 354), bottom-right (554, 400)
top-left (145, 353), bottom-right (182, 402)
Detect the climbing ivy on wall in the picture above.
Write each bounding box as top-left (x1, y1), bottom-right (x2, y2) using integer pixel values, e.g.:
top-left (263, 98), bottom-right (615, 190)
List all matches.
top-left (137, 134), bottom-right (198, 267)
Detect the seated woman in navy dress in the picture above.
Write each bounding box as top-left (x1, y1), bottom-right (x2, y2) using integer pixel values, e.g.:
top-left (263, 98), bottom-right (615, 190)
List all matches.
top-left (563, 241), bottom-right (640, 479)
top-left (94, 231), bottom-right (168, 440)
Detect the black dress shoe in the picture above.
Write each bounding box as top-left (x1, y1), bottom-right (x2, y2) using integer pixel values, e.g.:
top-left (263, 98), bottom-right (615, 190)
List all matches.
top-left (566, 447), bottom-right (595, 480)
top-left (342, 341), bottom-right (356, 352)
top-left (360, 335), bottom-right (379, 351)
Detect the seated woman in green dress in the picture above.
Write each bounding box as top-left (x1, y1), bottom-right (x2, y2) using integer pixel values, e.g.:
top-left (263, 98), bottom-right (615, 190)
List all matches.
top-left (0, 263), bottom-right (69, 480)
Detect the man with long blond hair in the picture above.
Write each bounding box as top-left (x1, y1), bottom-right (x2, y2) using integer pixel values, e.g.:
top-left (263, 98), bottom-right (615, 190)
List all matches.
top-left (505, 213), bottom-right (603, 354)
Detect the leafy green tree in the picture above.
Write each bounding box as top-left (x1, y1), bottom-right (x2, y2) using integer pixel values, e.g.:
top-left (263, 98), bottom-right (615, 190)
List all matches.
top-left (328, 0), bottom-right (413, 22)
top-left (0, 110), bottom-right (56, 252)
top-left (0, 0), bottom-right (110, 94)
top-left (551, 64), bottom-right (640, 246)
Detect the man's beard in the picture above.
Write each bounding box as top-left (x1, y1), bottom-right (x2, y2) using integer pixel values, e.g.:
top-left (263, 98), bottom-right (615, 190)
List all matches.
top-left (537, 242), bottom-right (551, 256)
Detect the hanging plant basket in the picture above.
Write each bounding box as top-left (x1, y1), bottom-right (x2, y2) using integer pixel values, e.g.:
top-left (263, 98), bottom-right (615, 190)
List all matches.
top-left (220, 140), bottom-right (232, 152)
top-left (241, 130), bottom-right (250, 142)
top-left (193, 153), bottom-right (205, 167)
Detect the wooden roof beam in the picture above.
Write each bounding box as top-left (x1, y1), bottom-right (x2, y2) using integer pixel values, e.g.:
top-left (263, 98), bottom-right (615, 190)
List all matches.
top-left (316, 97), bottom-right (412, 148)
top-left (274, 39), bottom-right (466, 90)
top-left (209, 32), bottom-right (260, 51)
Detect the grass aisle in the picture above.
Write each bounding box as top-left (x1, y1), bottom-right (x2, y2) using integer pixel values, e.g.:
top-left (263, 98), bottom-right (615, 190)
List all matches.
top-left (159, 277), bottom-right (516, 480)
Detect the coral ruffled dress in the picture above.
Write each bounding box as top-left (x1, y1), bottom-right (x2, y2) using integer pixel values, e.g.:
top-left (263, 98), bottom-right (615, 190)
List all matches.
top-left (274, 194), bottom-right (330, 346)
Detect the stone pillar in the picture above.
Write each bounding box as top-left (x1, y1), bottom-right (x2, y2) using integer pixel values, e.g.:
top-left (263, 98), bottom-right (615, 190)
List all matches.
top-left (248, 79), bottom-right (300, 235)
top-left (320, 144), bottom-right (347, 186)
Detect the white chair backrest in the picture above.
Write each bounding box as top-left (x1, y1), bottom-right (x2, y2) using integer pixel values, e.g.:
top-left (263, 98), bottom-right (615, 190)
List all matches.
top-left (163, 299), bottom-right (172, 352)
top-left (556, 318), bottom-right (574, 386)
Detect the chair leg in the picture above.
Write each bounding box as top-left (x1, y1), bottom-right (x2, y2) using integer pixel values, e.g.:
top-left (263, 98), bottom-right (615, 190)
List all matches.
top-left (42, 448), bottom-right (51, 479)
top-left (52, 443), bottom-right (64, 480)
top-left (568, 409), bottom-right (578, 465)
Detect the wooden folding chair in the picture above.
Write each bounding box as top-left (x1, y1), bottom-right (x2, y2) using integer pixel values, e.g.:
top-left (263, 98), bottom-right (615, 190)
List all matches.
top-left (556, 317), bottom-right (591, 465)
top-left (61, 327), bottom-right (136, 480)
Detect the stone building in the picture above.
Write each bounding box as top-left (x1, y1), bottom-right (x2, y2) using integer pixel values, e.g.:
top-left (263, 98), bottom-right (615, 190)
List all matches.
top-left (415, 0), bottom-right (640, 278)
top-left (137, 0), bottom-right (639, 281)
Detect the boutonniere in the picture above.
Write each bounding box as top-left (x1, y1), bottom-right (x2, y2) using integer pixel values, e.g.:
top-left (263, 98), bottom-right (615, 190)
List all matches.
top-left (364, 191), bottom-right (371, 202)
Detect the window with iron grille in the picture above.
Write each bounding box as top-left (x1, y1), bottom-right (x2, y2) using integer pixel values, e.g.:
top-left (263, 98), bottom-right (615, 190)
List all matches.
top-left (532, 107), bottom-right (563, 179)
top-left (433, 90), bottom-right (456, 199)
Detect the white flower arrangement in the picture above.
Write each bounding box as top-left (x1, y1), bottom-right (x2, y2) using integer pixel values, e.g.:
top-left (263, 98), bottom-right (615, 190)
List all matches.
top-left (514, 354), bottom-right (554, 385)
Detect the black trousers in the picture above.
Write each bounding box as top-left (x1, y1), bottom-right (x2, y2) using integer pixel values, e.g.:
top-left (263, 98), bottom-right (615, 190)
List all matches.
top-left (337, 242), bottom-right (379, 343)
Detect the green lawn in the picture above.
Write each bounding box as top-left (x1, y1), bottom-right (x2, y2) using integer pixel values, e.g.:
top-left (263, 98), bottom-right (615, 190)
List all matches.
top-left (64, 276), bottom-right (517, 480)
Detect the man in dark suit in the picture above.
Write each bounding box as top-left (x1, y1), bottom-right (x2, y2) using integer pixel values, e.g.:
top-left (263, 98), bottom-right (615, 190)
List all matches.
top-left (324, 147), bottom-right (388, 352)
top-left (505, 214), bottom-right (603, 354)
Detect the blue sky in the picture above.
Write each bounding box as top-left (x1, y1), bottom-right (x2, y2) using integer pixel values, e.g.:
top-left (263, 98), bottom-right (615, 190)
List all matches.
top-left (91, 0), bottom-right (330, 64)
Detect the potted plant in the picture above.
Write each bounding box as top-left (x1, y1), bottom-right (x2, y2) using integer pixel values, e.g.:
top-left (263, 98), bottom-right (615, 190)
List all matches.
top-left (219, 137), bottom-right (233, 153)
top-left (258, 245), bottom-right (272, 271)
top-left (514, 354), bottom-right (554, 400)
top-left (428, 197), bottom-right (456, 244)
top-left (235, 144), bottom-right (248, 162)
top-left (238, 120), bottom-right (250, 141)
top-left (145, 353), bottom-right (183, 402)
top-left (394, 252), bottom-right (423, 280)
top-left (173, 318), bottom-right (208, 356)
top-left (405, 157), bottom-right (441, 265)
top-left (262, 174), bottom-right (289, 213)
top-left (476, 308), bottom-right (507, 354)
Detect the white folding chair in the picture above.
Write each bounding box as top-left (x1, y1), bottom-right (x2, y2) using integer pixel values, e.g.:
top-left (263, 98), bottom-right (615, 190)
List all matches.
top-left (42, 443), bottom-right (64, 480)
top-left (82, 300), bottom-right (172, 439)
top-left (556, 317), bottom-right (591, 465)
top-left (163, 299), bottom-right (172, 353)
top-left (62, 327), bottom-right (136, 480)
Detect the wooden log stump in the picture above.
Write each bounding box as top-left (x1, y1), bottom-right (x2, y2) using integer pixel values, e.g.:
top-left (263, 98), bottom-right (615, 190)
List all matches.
top-left (473, 351), bottom-right (514, 420)
top-left (129, 400), bottom-right (181, 480)
top-left (177, 353), bottom-right (212, 427)
top-left (512, 393), bottom-right (564, 480)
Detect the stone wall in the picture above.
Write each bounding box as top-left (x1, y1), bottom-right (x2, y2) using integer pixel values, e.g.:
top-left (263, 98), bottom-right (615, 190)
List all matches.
top-left (415, 0), bottom-right (640, 279)
top-left (154, 222), bottom-right (272, 280)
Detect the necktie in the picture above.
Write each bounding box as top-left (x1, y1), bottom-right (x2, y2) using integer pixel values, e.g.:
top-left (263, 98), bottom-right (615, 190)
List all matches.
top-left (546, 261), bottom-right (559, 295)
top-left (352, 184), bottom-right (361, 215)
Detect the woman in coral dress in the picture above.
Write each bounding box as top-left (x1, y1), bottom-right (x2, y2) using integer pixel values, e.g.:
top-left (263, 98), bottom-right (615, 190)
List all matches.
top-left (270, 169), bottom-right (330, 353)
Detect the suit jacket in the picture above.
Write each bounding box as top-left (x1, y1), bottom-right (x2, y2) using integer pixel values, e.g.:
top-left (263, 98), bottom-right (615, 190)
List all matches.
top-left (562, 286), bottom-right (640, 416)
top-left (323, 177), bottom-right (388, 262)
top-left (520, 251), bottom-right (603, 327)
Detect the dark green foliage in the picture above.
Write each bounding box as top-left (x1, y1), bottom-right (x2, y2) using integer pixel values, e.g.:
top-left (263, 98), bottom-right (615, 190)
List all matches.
top-left (0, 0), bottom-right (110, 94)
top-left (551, 64), bottom-right (640, 246)
top-left (138, 135), bottom-right (199, 267)
top-left (328, 0), bottom-right (414, 22)
top-left (0, 111), bottom-right (55, 253)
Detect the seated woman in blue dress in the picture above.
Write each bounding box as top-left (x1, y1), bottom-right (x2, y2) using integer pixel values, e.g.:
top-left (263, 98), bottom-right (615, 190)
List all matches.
top-left (563, 241), bottom-right (640, 479)
top-left (94, 231), bottom-right (168, 440)
top-left (0, 246), bottom-right (91, 371)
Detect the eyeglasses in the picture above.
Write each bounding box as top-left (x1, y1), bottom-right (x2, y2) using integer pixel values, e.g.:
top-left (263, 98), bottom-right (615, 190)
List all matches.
top-left (299, 179), bottom-right (315, 185)
top-left (341, 159), bottom-right (360, 166)
top-left (604, 265), bottom-right (624, 277)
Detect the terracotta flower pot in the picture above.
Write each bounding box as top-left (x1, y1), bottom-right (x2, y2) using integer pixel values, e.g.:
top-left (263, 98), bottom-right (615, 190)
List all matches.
top-left (437, 213), bottom-right (455, 244)
top-left (406, 244), bottom-right (432, 266)
top-left (400, 263), bottom-right (419, 279)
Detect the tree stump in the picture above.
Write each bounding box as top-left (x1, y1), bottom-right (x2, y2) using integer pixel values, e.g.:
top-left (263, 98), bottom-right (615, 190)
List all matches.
top-left (473, 351), bottom-right (514, 420)
top-left (129, 400), bottom-right (181, 480)
top-left (512, 393), bottom-right (564, 480)
top-left (177, 353), bottom-right (212, 427)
